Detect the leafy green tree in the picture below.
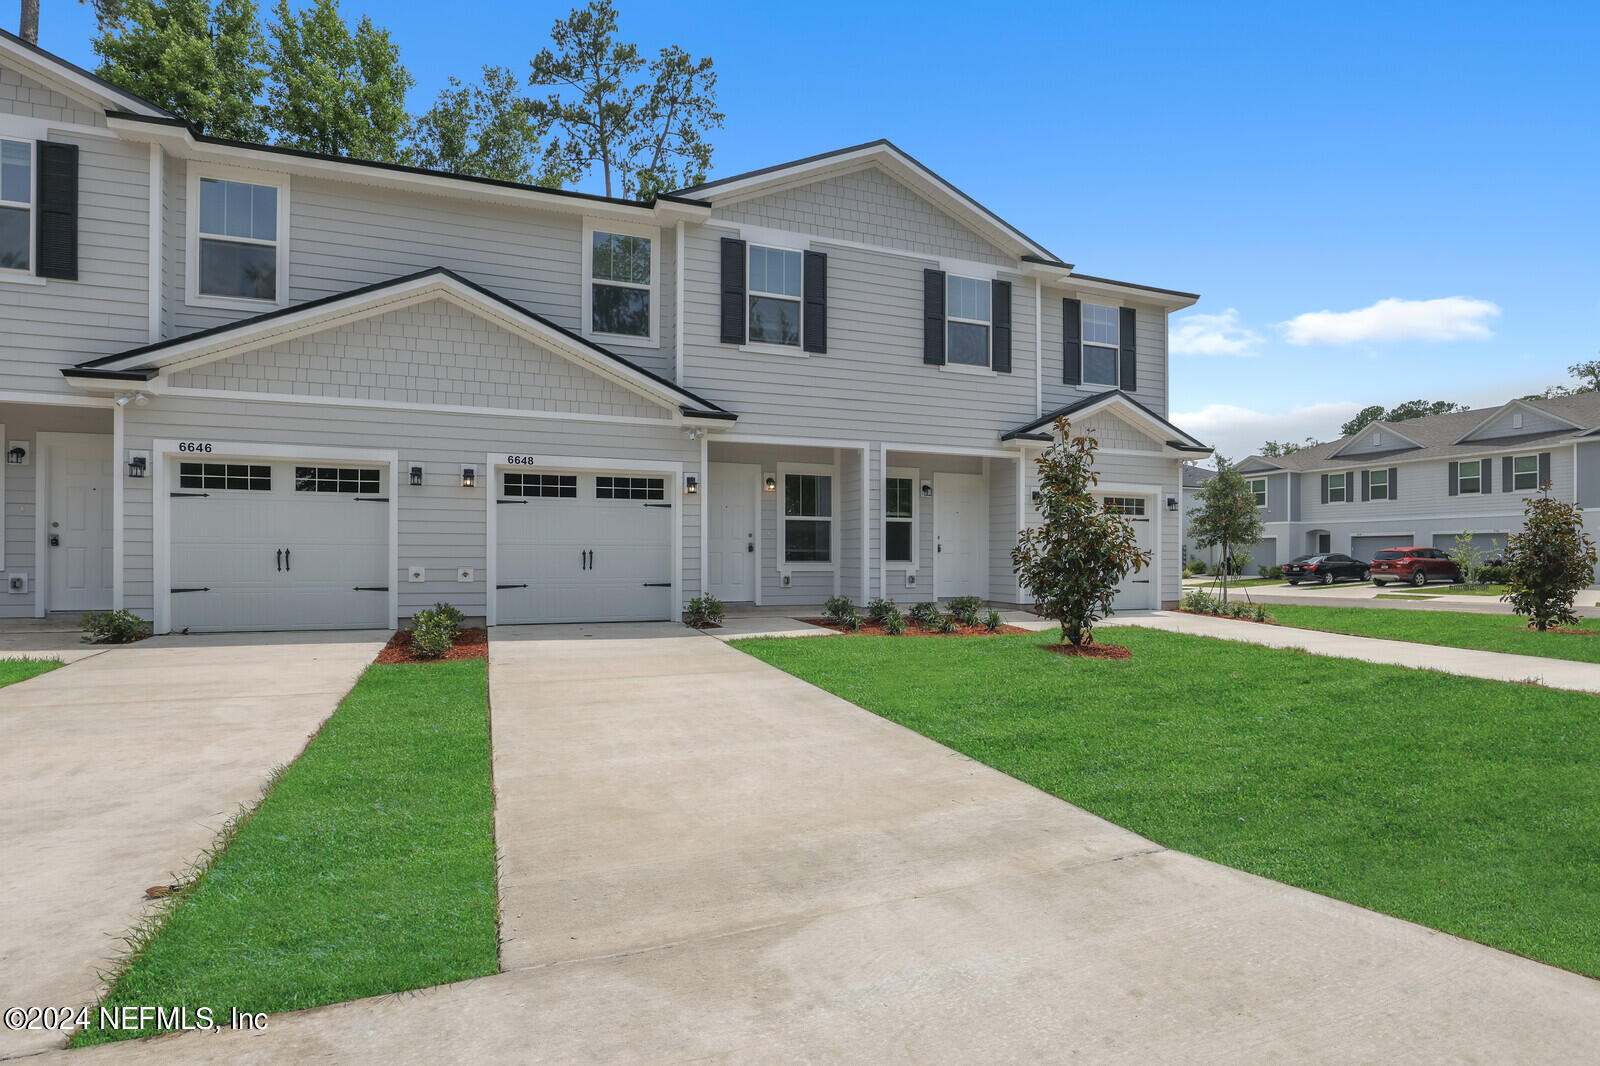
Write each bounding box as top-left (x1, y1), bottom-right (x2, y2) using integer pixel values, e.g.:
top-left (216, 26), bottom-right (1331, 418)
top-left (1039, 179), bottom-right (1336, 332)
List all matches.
top-left (1503, 488), bottom-right (1597, 631)
top-left (1186, 456), bottom-right (1265, 604)
top-left (1448, 530), bottom-right (1496, 587)
top-left (407, 66), bottom-right (574, 185)
top-left (1340, 399), bottom-right (1466, 437)
top-left (1011, 419), bottom-right (1152, 647)
top-left (1259, 437), bottom-right (1321, 457)
top-left (265, 0), bottom-right (412, 161)
top-left (1525, 357), bottom-right (1600, 399)
top-left (92, 0), bottom-right (268, 140)
top-left (528, 0), bottom-right (722, 198)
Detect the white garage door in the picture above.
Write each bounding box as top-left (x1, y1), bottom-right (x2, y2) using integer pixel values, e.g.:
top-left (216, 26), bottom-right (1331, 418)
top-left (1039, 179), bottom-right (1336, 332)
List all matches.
top-left (495, 469), bottom-right (674, 624)
top-left (1102, 494), bottom-right (1156, 610)
top-left (170, 459), bottom-right (390, 632)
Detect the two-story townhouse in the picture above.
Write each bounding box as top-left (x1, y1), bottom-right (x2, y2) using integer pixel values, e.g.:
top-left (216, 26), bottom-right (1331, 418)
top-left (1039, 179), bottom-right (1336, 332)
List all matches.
top-left (1, 30), bottom-right (1209, 632)
top-left (1237, 393), bottom-right (1600, 574)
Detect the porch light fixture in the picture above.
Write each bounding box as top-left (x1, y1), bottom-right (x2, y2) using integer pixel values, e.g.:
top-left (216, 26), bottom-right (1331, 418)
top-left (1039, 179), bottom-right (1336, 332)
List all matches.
top-left (126, 453), bottom-right (148, 478)
top-left (6, 443), bottom-right (26, 465)
top-left (920, 481), bottom-right (933, 498)
top-left (408, 463), bottom-right (424, 486)
top-left (764, 474), bottom-right (776, 492)
top-left (685, 475), bottom-right (698, 495)
top-left (1167, 496), bottom-right (1179, 511)
top-left (1031, 490), bottom-right (1042, 503)
top-left (460, 465), bottom-right (476, 489)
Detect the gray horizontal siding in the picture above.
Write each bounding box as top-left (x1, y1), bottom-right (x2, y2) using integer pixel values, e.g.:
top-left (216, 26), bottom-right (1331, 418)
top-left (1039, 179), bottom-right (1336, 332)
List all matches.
top-left (1296, 450), bottom-right (1572, 526)
top-left (1040, 291), bottom-right (1170, 419)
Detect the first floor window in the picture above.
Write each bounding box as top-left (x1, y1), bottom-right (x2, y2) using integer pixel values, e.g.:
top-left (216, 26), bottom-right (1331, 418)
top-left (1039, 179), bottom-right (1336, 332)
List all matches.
top-left (0, 138), bottom-right (30, 272)
top-left (1248, 478), bottom-right (1267, 507)
top-left (885, 476), bottom-right (913, 563)
top-left (946, 274), bottom-right (991, 367)
top-left (181, 462), bottom-right (271, 491)
top-left (1328, 473), bottom-right (1347, 502)
top-left (784, 473), bottom-right (832, 563)
top-left (1369, 468), bottom-right (1389, 500)
top-left (590, 229), bottom-right (652, 337)
top-left (1082, 302), bottom-right (1119, 385)
top-left (748, 244), bottom-right (802, 347)
top-left (1512, 454), bottom-right (1538, 491)
top-left (197, 176), bottom-right (279, 300)
top-left (1458, 459), bottom-right (1481, 494)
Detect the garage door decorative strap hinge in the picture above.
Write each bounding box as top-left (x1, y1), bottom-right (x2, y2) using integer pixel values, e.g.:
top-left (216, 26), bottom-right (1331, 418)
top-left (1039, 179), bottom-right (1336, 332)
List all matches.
top-left (170, 586), bottom-right (210, 593)
top-left (353, 586), bottom-right (389, 592)
top-left (642, 503), bottom-right (672, 508)
top-left (496, 499), bottom-right (527, 505)
top-left (496, 583), bottom-right (529, 590)
top-left (170, 491), bottom-right (209, 498)
top-left (642, 582), bottom-right (672, 587)
top-left (354, 496), bottom-right (388, 503)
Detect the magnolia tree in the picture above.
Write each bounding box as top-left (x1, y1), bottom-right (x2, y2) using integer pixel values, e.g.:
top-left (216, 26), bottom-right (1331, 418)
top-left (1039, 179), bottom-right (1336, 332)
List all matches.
top-left (1011, 418), bottom-right (1152, 647)
top-left (1186, 456), bottom-right (1264, 604)
top-left (1503, 486), bottom-right (1597, 631)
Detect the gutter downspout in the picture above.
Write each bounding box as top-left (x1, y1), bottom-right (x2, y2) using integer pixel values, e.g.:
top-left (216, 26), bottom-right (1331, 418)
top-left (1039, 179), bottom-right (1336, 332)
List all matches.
top-left (1033, 277), bottom-right (1043, 418)
top-left (674, 219), bottom-right (686, 386)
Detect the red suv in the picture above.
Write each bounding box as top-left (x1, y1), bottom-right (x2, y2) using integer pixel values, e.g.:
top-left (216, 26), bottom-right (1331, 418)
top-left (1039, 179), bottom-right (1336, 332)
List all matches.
top-left (1370, 547), bottom-right (1462, 587)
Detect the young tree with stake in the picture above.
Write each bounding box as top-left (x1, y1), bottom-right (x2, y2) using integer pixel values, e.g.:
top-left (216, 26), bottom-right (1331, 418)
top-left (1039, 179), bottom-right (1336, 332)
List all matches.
top-left (1186, 457), bottom-right (1264, 605)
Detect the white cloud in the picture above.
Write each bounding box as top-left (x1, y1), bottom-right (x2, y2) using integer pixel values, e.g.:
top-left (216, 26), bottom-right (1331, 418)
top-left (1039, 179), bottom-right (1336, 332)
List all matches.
top-left (1281, 297), bottom-right (1501, 346)
top-left (1170, 308), bottom-right (1259, 356)
top-left (1171, 401), bottom-right (1366, 463)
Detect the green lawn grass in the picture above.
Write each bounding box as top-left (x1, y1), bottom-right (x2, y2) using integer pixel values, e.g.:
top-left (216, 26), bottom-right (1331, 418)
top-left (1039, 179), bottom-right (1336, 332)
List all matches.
top-left (735, 628), bottom-right (1600, 977)
top-left (1269, 604), bottom-right (1600, 663)
top-left (1382, 583), bottom-right (1509, 597)
top-left (0, 657), bottom-right (61, 687)
top-left (75, 660), bottom-right (498, 1045)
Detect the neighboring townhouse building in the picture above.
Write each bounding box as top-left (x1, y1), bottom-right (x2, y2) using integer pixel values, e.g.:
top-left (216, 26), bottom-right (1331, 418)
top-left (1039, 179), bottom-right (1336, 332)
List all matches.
top-left (1179, 463), bottom-right (1218, 567)
top-left (1237, 393), bottom-right (1600, 571)
top-left (0, 31), bottom-right (1209, 632)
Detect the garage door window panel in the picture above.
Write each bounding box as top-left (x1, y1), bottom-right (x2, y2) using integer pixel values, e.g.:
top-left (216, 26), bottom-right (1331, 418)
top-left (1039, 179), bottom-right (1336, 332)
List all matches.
top-left (505, 472), bottom-right (576, 498)
top-left (295, 466), bottom-right (379, 494)
top-left (784, 472), bottom-right (832, 564)
top-left (1104, 496), bottom-right (1146, 516)
top-left (180, 462), bottom-right (271, 491)
top-left (596, 475), bottom-right (665, 500)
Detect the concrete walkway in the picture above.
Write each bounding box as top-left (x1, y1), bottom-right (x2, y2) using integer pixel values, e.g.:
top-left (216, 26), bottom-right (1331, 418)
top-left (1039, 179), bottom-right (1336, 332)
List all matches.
top-left (0, 630), bottom-right (386, 1059)
top-left (51, 622), bottom-right (1600, 1063)
top-left (1100, 610), bottom-right (1600, 693)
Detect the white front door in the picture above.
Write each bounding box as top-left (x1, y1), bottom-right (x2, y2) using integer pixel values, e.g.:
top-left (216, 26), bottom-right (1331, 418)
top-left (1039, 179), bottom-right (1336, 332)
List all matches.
top-left (934, 472), bottom-right (989, 600)
top-left (707, 462), bottom-right (757, 602)
top-left (49, 434), bottom-right (113, 612)
top-left (1102, 494), bottom-right (1156, 610)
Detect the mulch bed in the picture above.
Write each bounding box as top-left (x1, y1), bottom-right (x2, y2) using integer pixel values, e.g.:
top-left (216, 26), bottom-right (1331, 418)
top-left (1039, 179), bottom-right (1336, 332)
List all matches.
top-left (799, 617), bottom-right (1027, 637)
top-left (376, 627), bottom-right (489, 664)
top-left (1039, 641), bottom-right (1132, 660)
top-left (1176, 609), bottom-right (1279, 626)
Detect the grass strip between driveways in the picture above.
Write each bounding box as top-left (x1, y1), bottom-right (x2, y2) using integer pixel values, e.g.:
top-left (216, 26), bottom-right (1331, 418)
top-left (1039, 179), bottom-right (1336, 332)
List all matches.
top-left (734, 627), bottom-right (1600, 978)
top-left (1267, 604), bottom-right (1600, 664)
top-left (0, 657), bottom-right (62, 688)
top-left (74, 660), bottom-right (498, 1046)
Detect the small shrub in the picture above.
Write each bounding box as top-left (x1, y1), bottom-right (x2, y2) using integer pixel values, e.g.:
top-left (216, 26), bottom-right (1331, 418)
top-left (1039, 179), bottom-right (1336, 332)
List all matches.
top-left (823, 595), bottom-right (857, 625)
top-left (1189, 560), bottom-right (1208, 576)
top-left (1225, 601), bottom-right (1252, 620)
top-left (82, 609), bottom-right (148, 644)
top-left (1250, 604), bottom-right (1274, 623)
top-left (1266, 565), bottom-right (1283, 580)
top-left (837, 610), bottom-right (862, 632)
top-left (430, 601), bottom-right (465, 629)
top-left (881, 608), bottom-right (906, 635)
top-left (865, 597), bottom-right (898, 624)
top-left (933, 612), bottom-right (958, 634)
top-left (409, 605), bottom-right (458, 659)
top-left (948, 595), bottom-right (983, 627)
top-left (1479, 563), bottom-right (1511, 585)
top-left (684, 594), bottom-right (726, 628)
top-left (983, 609), bottom-right (1002, 632)
top-left (906, 601), bottom-right (942, 628)
top-left (1181, 590), bottom-right (1220, 615)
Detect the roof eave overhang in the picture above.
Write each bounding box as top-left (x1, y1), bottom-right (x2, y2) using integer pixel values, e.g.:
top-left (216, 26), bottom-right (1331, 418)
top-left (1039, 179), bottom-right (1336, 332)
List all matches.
top-left (0, 31), bottom-right (174, 119)
top-left (1055, 272), bottom-right (1200, 311)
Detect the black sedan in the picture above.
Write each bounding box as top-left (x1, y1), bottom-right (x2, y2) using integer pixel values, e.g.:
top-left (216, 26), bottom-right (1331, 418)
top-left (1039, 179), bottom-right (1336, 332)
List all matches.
top-left (1283, 553), bottom-right (1371, 586)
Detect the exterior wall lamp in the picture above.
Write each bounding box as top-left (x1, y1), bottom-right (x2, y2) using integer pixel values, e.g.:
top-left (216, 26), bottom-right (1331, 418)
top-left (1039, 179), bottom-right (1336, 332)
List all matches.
top-left (685, 475), bottom-right (698, 495)
top-left (460, 465), bottom-right (476, 489)
top-left (764, 474), bottom-right (776, 492)
top-left (126, 452), bottom-right (148, 478)
top-left (1167, 496), bottom-right (1179, 511)
top-left (408, 463), bottom-right (424, 486)
top-left (921, 480), bottom-right (933, 498)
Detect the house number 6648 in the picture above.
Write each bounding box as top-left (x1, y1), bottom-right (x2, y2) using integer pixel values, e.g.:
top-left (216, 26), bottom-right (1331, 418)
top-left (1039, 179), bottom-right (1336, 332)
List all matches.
top-left (177, 442), bottom-right (213, 453)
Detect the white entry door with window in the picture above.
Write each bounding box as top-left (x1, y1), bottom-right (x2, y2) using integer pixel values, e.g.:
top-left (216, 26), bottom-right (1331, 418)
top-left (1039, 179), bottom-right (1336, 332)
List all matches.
top-left (495, 469), bottom-right (674, 624)
top-left (1102, 494), bottom-right (1156, 609)
top-left (934, 472), bottom-right (988, 599)
top-left (707, 462), bottom-right (757, 602)
top-left (48, 434), bottom-right (114, 612)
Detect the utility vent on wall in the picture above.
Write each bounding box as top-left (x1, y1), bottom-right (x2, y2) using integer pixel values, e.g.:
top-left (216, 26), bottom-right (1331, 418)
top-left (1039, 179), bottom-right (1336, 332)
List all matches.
top-left (7, 573), bottom-right (28, 594)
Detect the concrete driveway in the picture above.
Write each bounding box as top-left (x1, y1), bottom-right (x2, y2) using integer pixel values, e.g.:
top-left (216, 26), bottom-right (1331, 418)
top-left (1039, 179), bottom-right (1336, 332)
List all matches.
top-left (0, 630), bottom-right (385, 1059)
top-left (49, 621), bottom-right (1600, 1064)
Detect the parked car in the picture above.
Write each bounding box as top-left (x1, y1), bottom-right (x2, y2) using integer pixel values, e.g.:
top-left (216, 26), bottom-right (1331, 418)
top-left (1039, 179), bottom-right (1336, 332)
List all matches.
top-left (1283, 553), bottom-right (1371, 585)
top-left (1370, 547), bottom-right (1462, 587)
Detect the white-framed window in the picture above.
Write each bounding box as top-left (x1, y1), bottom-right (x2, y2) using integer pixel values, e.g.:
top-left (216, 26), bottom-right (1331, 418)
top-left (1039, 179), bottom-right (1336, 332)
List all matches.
top-left (295, 466), bottom-right (380, 494)
top-left (1103, 496), bottom-right (1146, 516)
top-left (0, 137), bottom-right (32, 273)
top-left (1459, 459), bottom-right (1481, 494)
top-left (885, 471), bottom-right (916, 566)
top-left (1369, 468), bottom-right (1390, 500)
top-left (781, 468), bottom-right (833, 565)
top-left (1082, 302), bottom-right (1119, 385)
top-left (1512, 454), bottom-right (1538, 491)
top-left (747, 244), bottom-right (803, 348)
top-left (946, 274), bottom-right (991, 367)
top-left (186, 165), bottom-right (289, 308)
top-left (1248, 477), bottom-right (1267, 507)
top-left (1327, 472), bottom-right (1348, 503)
top-left (582, 218), bottom-right (658, 344)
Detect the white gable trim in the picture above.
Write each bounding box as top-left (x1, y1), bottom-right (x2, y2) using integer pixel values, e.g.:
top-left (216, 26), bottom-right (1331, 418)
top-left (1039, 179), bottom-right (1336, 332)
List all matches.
top-left (1037, 393), bottom-right (1210, 457)
top-left (1453, 398), bottom-right (1583, 444)
top-left (0, 32), bottom-right (173, 118)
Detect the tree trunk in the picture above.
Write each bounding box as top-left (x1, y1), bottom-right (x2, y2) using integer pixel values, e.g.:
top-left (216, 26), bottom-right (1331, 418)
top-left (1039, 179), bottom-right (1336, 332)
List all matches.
top-left (20, 0), bottom-right (39, 44)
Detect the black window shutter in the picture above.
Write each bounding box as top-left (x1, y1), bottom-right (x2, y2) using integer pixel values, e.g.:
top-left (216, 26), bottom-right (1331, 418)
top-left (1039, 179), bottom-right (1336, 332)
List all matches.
top-left (1347, 471), bottom-right (1356, 502)
top-left (802, 250), bottom-right (827, 353)
top-left (1062, 298), bottom-right (1081, 385)
top-left (923, 269), bottom-right (946, 365)
top-left (1389, 467), bottom-right (1398, 500)
top-left (35, 141), bottom-right (78, 281)
top-left (719, 238), bottom-right (746, 345)
top-left (1118, 306), bottom-right (1137, 391)
top-left (1320, 474), bottom-right (1329, 504)
top-left (1361, 470), bottom-right (1370, 501)
top-left (1539, 451), bottom-right (1552, 486)
top-left (1502, 456), bottom-right (1513, 492)
top-left (991, 279), bottom-right (1011, 373)
top-left (1482, 459), bottom-right (1492, 494)
top-left (1448, 462), bottom-right (1459, 496)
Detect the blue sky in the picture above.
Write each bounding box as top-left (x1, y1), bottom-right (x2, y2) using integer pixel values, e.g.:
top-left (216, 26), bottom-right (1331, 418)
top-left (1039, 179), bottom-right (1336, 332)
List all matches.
top-left (29, 1), bottom-right (1600, 458)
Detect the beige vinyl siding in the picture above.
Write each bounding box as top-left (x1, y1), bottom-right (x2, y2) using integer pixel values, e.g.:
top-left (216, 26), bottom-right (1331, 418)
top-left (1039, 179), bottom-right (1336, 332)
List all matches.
top-left (1039, 292), bottom-right (1170, 419)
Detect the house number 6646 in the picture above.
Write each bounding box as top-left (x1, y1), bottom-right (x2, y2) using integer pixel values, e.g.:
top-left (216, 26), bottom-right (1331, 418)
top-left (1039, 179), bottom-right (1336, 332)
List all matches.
top-left (177, 442), bottom-right (213, 453)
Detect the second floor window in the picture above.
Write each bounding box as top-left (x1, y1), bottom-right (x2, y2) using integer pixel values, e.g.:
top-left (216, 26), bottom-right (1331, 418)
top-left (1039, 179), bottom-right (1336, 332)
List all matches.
top-left (1327, 472), bottom-right (1348, 503)
top-left (1458, 459), bottom-right (1482, 494)
top-left (946, 275), bottom-right (991, 367)
top-left (1512, 454), bottom-right (1538, 490)
top-left (197, 177), bottom-right (279, 301)
top-left (590, 229), bottom-right (652, 338)
top-left (1248, 477), bottom-right (1267, 507)
top-left (1082, 303), bottom-right (1119, 385)
top-left (748, 245), bottom-right (802, 347)
top-left (0, 138), bottom-right (30, 272)
top-left (1370, 468), bottom-right (1390, 500)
